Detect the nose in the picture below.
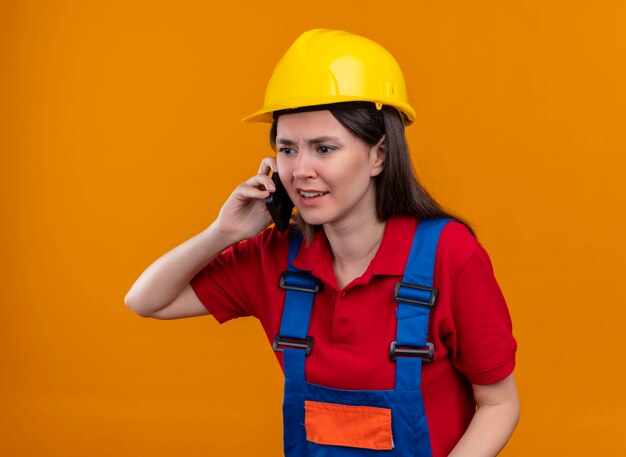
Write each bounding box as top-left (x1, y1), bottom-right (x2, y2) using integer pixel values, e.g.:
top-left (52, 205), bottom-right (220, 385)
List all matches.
top-left (292, 150), bottom-right (317, 180)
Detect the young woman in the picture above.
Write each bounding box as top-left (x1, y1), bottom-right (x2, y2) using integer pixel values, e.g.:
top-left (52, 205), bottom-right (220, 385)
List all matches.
top-left (125, 29), bottom-right (519, 457)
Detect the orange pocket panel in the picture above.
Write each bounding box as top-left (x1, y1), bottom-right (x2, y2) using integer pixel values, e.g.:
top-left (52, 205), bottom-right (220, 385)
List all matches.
top-left (304, 400), bottom-right (393, 450)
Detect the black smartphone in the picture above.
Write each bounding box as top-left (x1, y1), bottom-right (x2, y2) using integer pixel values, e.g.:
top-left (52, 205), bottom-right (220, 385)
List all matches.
top-left (265, 172), bottom-right (294, 232)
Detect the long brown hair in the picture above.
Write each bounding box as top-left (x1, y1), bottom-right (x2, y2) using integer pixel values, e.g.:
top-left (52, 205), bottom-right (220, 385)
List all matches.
top-left (269, 102), bottom-right (475, 242)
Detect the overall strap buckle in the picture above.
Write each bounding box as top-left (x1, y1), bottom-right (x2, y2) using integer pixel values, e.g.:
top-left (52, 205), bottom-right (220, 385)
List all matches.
top-left (389, 341), bottom-right (434, 363)
top-left (280, 271), bottom-right (321, 293)
top-left (273, 335), bottom-right (314, 356)
top-left (393, 282), bottom-right (437, 307)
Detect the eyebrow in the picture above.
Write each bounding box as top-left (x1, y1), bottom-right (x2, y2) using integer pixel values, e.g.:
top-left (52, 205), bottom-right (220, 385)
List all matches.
top-left (276, 136), bottom-right (342, 146)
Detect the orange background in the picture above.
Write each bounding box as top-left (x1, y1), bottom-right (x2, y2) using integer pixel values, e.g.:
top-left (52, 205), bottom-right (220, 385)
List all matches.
top-left (2, 1), bottom-right (625, 455)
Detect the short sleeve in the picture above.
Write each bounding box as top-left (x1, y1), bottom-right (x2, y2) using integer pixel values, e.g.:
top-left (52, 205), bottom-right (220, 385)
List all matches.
top-left (190, 243), bottom-right (255, 323)
top-left (448, 244), bottom-right (517, 385)
top-left (190, 227), bottom-right (289, 324)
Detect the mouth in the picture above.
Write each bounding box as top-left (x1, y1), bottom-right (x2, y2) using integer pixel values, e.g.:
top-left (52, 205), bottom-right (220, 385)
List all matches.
top-left (298, 190), bottom-right (329, 199)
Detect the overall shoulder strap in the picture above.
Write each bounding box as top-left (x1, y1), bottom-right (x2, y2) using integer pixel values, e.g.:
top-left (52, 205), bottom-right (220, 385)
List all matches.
top-left (273, 230), bottom-right (319, 381)
top-left (394, 218), bottom-right (452, 391)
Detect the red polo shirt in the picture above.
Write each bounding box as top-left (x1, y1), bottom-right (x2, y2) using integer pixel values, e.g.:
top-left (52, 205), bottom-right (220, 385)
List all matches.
top-left (191, 216), bottom-right (516, 457)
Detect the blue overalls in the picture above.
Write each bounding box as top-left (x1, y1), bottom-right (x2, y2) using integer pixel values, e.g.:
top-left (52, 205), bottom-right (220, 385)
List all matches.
top-left (273, 218), bottom-right (451, 457)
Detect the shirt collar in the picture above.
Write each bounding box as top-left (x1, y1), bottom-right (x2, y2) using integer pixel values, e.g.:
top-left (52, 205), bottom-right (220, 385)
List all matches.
top-left (292, 216), bottom-right (418, 289)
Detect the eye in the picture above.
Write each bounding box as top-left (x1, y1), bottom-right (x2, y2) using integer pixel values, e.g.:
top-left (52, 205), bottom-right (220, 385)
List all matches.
top-left (279, 147), bottom-right (296, 155)
top-left (317, 145), bottom-right (336, 154)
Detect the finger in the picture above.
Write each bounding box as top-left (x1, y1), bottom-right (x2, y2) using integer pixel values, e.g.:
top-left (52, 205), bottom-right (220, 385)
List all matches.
top-left (237, 186), bottom-right (271, 200)
top-left (257, 157), bottom-right (277, 175)
top-left (234, 182), bottom-right (271, 201)
top-left (245, 174), bottom-right (275, 193)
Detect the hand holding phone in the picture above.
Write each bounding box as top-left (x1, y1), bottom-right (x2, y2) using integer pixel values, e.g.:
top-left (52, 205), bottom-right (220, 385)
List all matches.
top-left (265, 173), bottom-right (294, 232)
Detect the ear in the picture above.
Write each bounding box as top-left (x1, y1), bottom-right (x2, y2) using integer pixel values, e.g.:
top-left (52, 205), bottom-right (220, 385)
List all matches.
top-left (369, 135), bottom-right (386, 177)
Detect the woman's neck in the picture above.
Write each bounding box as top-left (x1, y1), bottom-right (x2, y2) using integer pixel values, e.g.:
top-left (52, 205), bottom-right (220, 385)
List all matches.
top-left (324, 215), bottom-right (386, 289)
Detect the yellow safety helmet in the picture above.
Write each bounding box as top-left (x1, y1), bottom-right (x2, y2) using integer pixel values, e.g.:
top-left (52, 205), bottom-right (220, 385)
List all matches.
top-left (243, 29), bottom-right (416, 125)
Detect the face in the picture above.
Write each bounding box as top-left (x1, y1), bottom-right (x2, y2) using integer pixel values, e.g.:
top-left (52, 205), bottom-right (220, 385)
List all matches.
top-left (275, 110), bottom-right (384, 228)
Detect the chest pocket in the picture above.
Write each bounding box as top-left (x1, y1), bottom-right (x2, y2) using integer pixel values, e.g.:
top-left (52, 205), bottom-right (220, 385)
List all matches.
top-left (305, 400), bottom-right (393, 450)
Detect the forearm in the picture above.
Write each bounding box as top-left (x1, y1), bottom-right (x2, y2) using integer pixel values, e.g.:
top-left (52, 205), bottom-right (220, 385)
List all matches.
top-left (448, 403), bottom-right (519, 456)
top-left (125, 158), bottom-right (276, 317)
top-left (124, 223), bottom-right (236, 316)
top-left (448, 374), bottom-right (520, 457)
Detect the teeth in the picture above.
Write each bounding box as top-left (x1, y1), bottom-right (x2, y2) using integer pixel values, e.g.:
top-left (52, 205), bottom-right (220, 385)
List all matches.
top-left (300, 191), bottom-right (326, 198)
